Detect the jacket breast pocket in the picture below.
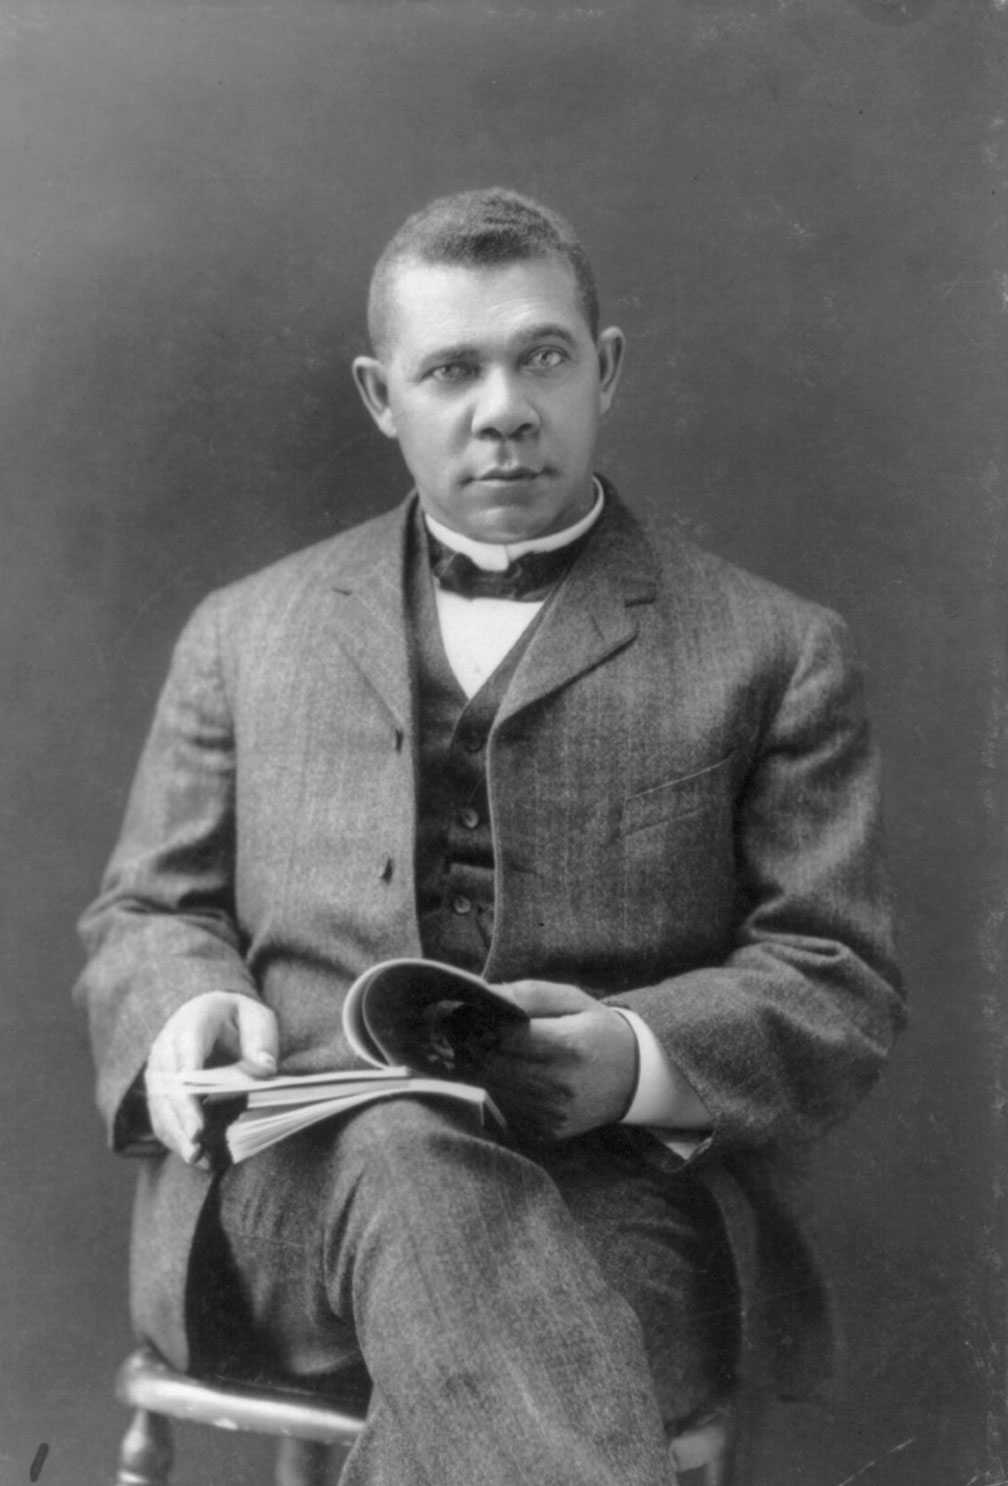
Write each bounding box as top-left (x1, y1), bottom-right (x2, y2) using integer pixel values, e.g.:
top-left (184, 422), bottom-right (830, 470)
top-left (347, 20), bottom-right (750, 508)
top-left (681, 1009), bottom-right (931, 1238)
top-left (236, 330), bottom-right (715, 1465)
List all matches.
top-left (620, 752), bottom-right (736, 836)
top-left (614, 752), bottom-right (738, 968)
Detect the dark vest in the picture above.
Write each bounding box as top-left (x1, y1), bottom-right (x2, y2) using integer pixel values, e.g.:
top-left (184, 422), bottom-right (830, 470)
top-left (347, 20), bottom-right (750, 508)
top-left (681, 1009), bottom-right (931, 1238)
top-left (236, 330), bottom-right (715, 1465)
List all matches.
top-left (408, 526), bottom-right (541, 975)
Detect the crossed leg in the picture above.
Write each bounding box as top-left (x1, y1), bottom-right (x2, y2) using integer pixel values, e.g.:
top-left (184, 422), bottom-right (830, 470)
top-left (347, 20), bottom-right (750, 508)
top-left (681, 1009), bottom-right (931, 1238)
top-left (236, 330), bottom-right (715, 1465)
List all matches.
top-left (193, 1099), bottom-right (738, 1486)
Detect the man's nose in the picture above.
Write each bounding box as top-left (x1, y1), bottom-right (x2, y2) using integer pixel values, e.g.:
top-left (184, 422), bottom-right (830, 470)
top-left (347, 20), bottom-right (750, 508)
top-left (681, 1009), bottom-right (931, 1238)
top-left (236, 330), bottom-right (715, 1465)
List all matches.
top-left (470, 368), bottom-right (538, 439)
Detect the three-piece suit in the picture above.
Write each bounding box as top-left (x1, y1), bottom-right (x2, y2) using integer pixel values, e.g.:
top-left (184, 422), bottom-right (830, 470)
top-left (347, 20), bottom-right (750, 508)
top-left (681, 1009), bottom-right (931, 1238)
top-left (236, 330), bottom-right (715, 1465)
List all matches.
top-left (76, 485), bottom-right (903, 1475)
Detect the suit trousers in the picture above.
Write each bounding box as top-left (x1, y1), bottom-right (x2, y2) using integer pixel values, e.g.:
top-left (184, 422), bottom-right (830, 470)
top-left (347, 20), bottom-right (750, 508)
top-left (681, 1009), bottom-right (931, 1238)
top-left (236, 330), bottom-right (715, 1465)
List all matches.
top-left (190, 1098), bottom-right (739, 1486)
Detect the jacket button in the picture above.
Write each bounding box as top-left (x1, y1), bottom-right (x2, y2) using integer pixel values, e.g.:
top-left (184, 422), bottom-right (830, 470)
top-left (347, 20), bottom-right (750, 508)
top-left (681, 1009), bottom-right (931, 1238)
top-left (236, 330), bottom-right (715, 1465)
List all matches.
top-left (451, 894), bottom-right (472, 915)
top-left (458, 807), bottom-right (479, 830)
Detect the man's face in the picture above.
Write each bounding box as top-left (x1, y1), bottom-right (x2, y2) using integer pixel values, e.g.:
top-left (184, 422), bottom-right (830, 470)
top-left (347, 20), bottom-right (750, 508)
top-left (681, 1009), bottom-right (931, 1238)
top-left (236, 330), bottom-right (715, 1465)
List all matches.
top-left (353, 256), bottom-right (624, 543)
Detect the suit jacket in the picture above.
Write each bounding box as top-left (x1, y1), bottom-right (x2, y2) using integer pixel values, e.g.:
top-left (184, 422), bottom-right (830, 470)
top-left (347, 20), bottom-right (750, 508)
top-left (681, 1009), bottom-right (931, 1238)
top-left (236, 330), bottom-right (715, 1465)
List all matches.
top-left (75, 488), bottom-right (903, 1395)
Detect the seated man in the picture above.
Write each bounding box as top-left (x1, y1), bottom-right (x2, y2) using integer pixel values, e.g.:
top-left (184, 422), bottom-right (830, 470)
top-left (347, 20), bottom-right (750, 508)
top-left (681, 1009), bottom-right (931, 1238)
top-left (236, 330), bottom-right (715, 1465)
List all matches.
top-left (76, 188), bottom-right (904, 1485)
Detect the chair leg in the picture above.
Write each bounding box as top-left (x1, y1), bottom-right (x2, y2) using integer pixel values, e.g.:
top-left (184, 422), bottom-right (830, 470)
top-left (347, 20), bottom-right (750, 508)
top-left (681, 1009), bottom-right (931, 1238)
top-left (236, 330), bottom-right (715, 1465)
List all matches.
top-left (677, 1447), bottom-right (734, 1486)
top-left (115, 1409), bottom-right (174, 1486)
top-left (720, 1386), bottom-right (761, 1486)
top-left (275, 1438), bottom-right (332, 1486)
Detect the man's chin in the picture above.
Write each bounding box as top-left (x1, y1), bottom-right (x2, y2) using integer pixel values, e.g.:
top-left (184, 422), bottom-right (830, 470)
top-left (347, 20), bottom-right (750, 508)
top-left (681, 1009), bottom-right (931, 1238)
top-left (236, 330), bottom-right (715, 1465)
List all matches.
top-left (424, 482), bottom-right (588, 546)
top-left (425, 503), bottom-right (547, 546)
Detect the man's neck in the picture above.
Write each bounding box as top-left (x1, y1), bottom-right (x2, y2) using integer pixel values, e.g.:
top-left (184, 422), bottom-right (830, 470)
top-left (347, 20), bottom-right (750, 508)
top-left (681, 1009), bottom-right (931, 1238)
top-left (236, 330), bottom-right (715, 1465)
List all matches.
top-left (423, 478), bottom-right (605, 573)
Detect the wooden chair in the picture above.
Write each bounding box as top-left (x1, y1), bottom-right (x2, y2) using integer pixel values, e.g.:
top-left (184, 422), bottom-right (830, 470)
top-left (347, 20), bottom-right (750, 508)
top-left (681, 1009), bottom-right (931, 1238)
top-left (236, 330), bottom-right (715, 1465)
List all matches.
top-left (115, 1346), bottom-right (740, 1484)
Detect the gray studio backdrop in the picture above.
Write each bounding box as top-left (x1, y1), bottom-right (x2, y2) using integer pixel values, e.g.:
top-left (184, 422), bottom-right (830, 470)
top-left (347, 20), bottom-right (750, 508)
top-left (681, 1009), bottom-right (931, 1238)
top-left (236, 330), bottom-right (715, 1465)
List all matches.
top-left (2, 2), bottom-right (1005, 1483)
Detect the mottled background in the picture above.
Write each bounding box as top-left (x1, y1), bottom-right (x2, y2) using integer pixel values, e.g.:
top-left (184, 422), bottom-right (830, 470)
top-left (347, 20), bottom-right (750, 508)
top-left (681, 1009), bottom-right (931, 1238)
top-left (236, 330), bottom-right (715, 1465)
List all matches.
top-left (1, 1), bottom-right (1005, 1481)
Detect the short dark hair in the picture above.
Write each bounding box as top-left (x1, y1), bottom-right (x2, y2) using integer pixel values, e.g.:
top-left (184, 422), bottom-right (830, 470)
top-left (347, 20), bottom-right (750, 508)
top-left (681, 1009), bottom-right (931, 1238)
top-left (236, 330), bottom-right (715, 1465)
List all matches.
top-left (367, 187), bottom-right (600, 355)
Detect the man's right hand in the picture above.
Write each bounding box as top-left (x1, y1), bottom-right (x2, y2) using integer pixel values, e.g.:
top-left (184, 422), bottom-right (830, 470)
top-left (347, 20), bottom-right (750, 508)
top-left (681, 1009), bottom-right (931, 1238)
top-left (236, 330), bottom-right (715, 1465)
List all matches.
top-left (145, 992), bottom-right (278, 1165)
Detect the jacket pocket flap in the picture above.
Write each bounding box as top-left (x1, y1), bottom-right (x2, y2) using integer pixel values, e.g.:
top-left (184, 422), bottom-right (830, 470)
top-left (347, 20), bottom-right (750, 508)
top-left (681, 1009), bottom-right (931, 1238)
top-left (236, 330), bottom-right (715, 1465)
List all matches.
top-left (621, 753), bottom-right (735, 834)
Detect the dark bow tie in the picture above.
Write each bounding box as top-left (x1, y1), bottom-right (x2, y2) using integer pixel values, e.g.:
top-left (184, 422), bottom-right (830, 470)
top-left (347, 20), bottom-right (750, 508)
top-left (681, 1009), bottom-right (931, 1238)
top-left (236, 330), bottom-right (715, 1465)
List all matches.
top-left (428, 534), bottom-right (584, 602)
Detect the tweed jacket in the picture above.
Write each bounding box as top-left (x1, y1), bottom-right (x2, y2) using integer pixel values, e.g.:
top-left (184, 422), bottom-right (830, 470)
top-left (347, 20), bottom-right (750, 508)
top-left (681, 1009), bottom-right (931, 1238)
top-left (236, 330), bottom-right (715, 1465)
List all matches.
top-left (76, 487), bottom-right (903, 1394)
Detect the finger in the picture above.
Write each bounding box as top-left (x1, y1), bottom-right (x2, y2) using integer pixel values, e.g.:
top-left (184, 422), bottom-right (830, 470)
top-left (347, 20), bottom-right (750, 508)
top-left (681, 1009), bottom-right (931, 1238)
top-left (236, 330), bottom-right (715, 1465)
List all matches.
top-left (482, 1052), bottom-right (557, 1086)
top-left (481, 1063), bottom-right (570, 1124)
top-left (489, 1025), bottom-right (537, 1059)
top-left (482, 1062), bottom-right (551, 1102)
top-left (147, 1085), bottom-right (206, 1163)
top-left (501, 1114), bottom-right (553, 1144)
top-left (491, 1023), bottom-right (572, 1065)
top-left (233, 998), bottom-right (279, 1076)
top-left (488, 1097), bottom-right (552, 1142)
top-left (494, 1094), bottom-right (566, 1144)
top-left (505, 981), bottom-right (593, 1018)
top-left (146, 1012), bottom-right (216, 1157)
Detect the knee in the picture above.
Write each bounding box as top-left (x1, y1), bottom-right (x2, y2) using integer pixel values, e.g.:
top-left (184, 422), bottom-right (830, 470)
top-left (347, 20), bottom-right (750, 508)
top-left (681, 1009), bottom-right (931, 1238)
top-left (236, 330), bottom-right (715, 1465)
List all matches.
top-left (339, 1092), bottom-right (479, 1154)
top-left (329, 1095), bottom-right (500, 1204)
top-left (318, 1097), bottom-right (506, 1312)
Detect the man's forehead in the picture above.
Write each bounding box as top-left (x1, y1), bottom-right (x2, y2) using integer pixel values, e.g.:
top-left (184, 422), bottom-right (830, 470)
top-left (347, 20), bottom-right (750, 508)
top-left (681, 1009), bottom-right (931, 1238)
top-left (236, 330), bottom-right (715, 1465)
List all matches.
top-left (385, 256), bottom-right (588, 351)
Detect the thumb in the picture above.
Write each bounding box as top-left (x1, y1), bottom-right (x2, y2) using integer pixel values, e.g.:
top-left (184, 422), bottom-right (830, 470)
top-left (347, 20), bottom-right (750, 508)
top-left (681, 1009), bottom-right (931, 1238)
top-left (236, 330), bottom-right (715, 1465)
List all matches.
top-left (505, 980), bottom-right (593, 1018)
top-left (234, 999), bottom-right (279, 1076)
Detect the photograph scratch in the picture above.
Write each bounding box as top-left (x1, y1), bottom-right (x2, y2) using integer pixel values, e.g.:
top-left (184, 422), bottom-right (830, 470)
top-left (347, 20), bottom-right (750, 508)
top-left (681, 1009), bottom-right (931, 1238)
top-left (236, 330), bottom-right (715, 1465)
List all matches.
top-left (834, 1438), bottom-right (917, 1486)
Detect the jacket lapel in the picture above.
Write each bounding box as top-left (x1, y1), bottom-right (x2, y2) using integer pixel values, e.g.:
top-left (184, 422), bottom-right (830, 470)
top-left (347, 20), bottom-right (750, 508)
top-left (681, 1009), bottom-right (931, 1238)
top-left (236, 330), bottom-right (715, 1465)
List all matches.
top-left (497, 492), bottom-right (658, 725)
top-left (318, 500), bottom-right (415, 731)
top-left (311, 488), bottom-right (660, 730)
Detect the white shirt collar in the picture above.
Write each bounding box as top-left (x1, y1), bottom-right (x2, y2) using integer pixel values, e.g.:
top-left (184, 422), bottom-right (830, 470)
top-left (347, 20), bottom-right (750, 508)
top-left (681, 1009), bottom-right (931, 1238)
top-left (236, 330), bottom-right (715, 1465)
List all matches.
top-left (423, 478), bottom-right (605, 573)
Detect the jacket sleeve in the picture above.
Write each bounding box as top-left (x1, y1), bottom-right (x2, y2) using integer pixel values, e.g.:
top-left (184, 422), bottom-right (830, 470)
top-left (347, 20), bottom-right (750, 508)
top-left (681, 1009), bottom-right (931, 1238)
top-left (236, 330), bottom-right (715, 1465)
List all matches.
top-left (74, 592), bottom-right (260, 1148)
top-left (605, 607), bottom-right (905, 1152)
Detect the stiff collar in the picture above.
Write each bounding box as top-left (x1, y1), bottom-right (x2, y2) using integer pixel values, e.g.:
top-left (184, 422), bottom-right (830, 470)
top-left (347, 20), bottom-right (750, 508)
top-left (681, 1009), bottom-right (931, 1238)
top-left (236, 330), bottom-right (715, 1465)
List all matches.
top-left (423, 477), bottom-right (605, 573)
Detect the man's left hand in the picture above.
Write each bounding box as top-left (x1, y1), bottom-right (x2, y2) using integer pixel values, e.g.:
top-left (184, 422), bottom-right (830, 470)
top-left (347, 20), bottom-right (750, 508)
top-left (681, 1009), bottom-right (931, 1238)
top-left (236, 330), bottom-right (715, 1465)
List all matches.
top-left (479, 981), bottom-right (638, 1142)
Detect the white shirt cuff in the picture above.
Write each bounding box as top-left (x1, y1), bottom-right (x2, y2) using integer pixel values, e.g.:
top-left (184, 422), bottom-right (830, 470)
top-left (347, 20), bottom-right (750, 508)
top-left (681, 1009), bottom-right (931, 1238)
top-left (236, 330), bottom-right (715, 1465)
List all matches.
top-left (614, 1008), bottom-right (712, 1157)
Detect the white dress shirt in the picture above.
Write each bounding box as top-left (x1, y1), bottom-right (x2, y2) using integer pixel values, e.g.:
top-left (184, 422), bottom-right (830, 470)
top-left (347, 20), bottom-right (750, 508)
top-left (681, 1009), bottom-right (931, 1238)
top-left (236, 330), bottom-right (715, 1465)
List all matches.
top-left (424, 482), bottom-right (711, 1146)
top-left (425, 481), bottom-right (605, 697)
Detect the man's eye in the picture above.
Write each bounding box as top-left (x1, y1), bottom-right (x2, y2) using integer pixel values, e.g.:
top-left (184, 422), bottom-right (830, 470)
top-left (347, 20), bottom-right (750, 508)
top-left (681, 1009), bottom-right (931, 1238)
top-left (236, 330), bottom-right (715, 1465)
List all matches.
top-left (526, 347), bottom-right (567, 371)
top-left (429, 363), bottom-right (474, 383)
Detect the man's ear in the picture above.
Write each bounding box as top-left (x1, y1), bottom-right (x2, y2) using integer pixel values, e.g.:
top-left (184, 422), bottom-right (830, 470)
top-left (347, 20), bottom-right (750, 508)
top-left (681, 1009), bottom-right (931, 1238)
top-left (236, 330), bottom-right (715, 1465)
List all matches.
top-left (596, 327), bottom-right (626, 416)
top-left (352, 356), bottom-right (397, 439)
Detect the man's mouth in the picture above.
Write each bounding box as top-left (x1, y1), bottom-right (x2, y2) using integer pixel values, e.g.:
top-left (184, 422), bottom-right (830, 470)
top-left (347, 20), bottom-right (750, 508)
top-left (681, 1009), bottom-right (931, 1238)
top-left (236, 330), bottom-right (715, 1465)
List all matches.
top-left (473, 466), bottom-right (543, 483)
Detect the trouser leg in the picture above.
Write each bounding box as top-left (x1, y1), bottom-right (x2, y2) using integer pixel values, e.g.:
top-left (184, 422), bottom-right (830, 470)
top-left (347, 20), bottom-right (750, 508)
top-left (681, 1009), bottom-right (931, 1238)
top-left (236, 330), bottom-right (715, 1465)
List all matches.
top-left (534, 1126), bottom-right (739, 1429)
top-left (204, 1099), bottom-right (734, 1486)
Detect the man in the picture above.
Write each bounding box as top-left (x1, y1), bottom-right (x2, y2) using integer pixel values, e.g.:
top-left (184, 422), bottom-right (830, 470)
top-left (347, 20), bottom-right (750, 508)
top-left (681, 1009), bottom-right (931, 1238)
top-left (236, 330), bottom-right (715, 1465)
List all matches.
top-left (77, 188), bottom-right (904, 1485)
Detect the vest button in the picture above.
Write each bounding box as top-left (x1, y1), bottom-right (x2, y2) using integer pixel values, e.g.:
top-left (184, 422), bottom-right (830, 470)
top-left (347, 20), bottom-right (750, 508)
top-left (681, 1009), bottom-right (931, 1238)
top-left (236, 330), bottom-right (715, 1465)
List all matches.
top-left (458, 807), bottom-right (479, 830)
top-left (451, 894), bottom-right (473, 916)
top-left (461, 730), bottom-right (485, 753)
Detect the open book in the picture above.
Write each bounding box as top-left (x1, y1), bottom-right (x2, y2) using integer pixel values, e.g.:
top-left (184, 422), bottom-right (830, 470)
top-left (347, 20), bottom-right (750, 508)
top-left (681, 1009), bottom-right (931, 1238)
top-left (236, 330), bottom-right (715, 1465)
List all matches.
top-left (168, 959), bottom-right (528, 1164)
